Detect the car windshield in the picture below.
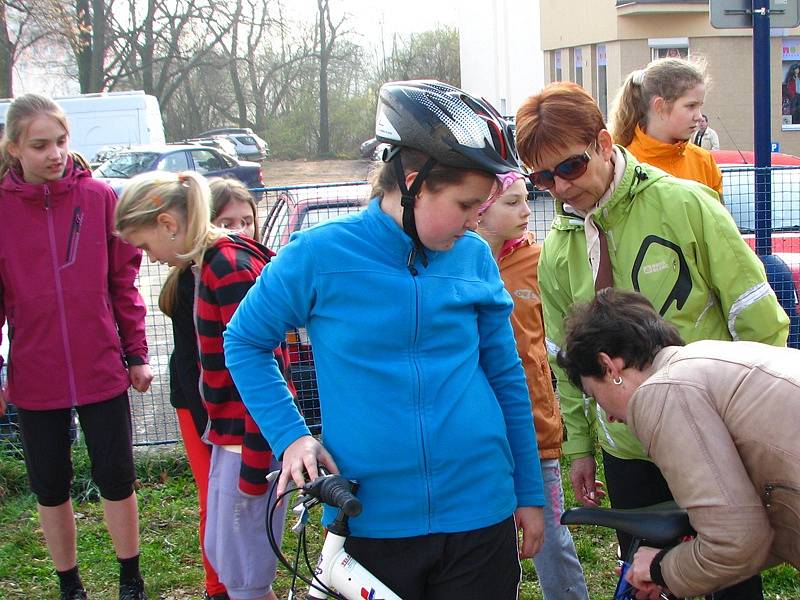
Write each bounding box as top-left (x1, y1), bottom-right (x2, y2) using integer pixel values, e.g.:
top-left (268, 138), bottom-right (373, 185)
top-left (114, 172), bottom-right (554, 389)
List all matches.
top-left (235, 135), bottom-right (257, 145)
top-left (95, 152), bottom-right (159, 178)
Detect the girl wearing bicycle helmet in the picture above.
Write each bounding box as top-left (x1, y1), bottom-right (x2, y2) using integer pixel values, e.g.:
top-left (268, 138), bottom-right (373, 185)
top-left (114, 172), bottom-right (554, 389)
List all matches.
top-left (225, 80), bottom-right (546, 599)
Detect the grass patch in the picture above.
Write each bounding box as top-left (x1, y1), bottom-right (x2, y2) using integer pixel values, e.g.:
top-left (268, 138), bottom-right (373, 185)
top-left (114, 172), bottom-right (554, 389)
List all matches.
top-left (0, 446), bottom-right (797, 599)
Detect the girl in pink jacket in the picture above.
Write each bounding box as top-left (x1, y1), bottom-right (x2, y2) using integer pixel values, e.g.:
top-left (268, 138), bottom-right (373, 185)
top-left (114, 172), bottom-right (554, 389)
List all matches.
top-left (0, 94), bottom-right (151, 600)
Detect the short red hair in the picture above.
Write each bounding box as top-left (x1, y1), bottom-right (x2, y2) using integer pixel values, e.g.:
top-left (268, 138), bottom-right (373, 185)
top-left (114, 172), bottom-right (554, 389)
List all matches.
top-left (515, 82), bottom-right (606, 168)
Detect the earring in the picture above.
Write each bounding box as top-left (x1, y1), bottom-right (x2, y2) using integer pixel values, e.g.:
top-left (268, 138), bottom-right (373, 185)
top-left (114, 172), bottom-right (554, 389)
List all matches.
top-left (612, 376), bottom-right (623, 386)
top-left (170, 232), bottom-right (176, 241)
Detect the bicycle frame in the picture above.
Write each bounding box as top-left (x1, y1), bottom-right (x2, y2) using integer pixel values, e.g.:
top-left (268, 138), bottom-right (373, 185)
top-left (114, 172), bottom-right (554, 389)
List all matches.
top-left (307, 530), bottom-right (402, 600)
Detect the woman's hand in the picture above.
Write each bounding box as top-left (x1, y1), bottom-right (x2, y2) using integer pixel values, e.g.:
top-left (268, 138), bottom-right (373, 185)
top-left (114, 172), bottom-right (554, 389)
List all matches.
top-left (514, 506), bottom-right (544, 558)
top-left (128, 364), bottom-right (154, 392)
top-left (627, 546), bottom-right (664, 598)
top-left (569, 455), bottom-right (606, 507)
top-left (278, 435), bottom-right (339, 498)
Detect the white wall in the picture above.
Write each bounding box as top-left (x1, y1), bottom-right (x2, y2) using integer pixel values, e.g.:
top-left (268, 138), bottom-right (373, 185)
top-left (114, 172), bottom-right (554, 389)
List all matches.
top-left (459, 0), bottom-right (544, 117)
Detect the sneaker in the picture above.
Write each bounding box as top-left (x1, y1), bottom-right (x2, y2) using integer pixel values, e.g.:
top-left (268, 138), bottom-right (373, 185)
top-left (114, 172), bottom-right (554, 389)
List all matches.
top-left (119, 578), bottom-right (148, 600)
top-left (60, 588), bottom-right (88, 600)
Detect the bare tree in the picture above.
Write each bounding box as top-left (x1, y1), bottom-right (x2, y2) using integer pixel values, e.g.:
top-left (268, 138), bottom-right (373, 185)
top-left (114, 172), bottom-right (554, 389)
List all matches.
top-left (315, 0), bottom-right (346, 157)
top-left (0, 0), bottom-right (50, 96)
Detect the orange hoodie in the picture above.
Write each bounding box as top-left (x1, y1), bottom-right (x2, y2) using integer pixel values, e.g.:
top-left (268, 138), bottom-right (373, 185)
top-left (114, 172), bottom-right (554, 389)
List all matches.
top-left (627, 125), bottom-right (723, 197)
top-left (498, 232), bottom-right (562, 459)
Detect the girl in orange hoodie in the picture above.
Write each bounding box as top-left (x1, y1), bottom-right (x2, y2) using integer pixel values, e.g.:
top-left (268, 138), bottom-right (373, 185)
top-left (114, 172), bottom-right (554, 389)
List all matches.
top-left (477, 172), bottom-right (589, 600)
top-left (609, 57), bottom-right (723, 198)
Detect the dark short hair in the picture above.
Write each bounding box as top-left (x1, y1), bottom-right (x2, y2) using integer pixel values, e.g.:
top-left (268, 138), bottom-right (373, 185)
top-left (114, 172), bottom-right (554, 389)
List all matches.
top-left (556, 288), bottom-right (685, 391)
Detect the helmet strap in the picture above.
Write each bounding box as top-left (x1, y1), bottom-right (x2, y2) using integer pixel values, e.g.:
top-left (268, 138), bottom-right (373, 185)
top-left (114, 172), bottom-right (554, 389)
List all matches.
top-left (392, 152), bottom-right (437, 272)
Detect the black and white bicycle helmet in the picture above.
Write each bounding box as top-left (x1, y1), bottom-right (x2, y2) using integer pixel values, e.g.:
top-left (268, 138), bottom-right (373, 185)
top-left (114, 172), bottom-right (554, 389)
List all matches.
top-left (376, 80), bottom-right (522, 174)
top-left (375, 80), bottom-right (521, 270)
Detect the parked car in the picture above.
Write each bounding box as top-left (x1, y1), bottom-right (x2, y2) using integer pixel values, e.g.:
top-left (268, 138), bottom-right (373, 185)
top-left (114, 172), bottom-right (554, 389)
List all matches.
top-left (179, 136), bottom-right (238, 159)
top-left (261, 184), bottom-right (370, 433)
top-left (225, 133), bottom-right (270, 162)
top-left (93, 144), bottom-right (264, 197)
top-left (711, 149), bottom-right (800, 166)
top-left (91, 144), bottom-right (125, 167)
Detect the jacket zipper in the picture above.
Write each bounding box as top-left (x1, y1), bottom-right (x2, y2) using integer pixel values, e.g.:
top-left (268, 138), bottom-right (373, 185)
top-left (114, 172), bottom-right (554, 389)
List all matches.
top-left (63, 206), bottom-right (83, 267)
top-left (409, 264), bottom-right (432, 529)
top-left (45, 186), bottom-right (79, 406)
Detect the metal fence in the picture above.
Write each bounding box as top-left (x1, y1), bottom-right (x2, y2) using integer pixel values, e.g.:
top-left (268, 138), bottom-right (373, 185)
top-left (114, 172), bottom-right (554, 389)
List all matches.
top-left (1, 166), bottom-right (799, 451)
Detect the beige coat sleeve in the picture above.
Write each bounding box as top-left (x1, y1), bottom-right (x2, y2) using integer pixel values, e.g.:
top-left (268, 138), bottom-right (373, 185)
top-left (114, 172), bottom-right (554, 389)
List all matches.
top-left (629, 381), bottom-right (774, 598)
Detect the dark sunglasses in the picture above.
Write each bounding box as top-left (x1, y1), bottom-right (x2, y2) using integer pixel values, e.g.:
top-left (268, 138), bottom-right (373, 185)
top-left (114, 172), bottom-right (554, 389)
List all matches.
top-left (529, 141), bottom-right (595, 190)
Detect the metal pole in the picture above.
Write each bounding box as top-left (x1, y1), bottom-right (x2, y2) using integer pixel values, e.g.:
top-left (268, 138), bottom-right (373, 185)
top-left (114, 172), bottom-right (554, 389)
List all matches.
top-left (753, 0), bottom-right (772, 256)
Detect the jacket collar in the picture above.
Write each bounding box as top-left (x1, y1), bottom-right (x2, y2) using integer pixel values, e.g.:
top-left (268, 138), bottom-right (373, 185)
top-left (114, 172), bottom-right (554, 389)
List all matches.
top-left (630, 124), bottom-right (688, 161)
top-left (550, 147), bottom-right (666, 232)
top-left (626, 345), bottom-right (683, 425)
top-left (0, 155), bottom-right (88, 204)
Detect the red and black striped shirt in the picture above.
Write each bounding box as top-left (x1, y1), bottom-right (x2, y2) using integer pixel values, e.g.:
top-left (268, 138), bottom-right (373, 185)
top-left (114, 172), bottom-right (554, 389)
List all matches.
top-left (196, 234), bottom-right (292, 496)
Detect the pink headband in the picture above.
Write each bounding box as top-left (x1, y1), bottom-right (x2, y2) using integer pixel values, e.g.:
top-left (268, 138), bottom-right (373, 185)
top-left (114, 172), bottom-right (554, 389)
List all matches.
top-left (478, 171), bottom-right (525, 213)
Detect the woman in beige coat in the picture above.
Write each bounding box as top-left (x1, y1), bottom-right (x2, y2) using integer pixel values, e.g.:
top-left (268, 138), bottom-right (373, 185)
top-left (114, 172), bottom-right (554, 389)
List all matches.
top-left (557, 288), bottom-right (800, 600)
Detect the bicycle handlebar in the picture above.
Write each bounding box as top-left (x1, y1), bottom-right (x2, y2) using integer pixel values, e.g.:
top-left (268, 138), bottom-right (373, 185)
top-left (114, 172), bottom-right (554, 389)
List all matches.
top-left (303, 472), bottom-right (362, 517)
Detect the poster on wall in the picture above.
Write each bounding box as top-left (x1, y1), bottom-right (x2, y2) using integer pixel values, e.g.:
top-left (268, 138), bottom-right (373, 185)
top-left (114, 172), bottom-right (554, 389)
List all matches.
top-left (652, 47), bottom-right (688, 60)
top-left (782, 38), bottom-right (800, 127)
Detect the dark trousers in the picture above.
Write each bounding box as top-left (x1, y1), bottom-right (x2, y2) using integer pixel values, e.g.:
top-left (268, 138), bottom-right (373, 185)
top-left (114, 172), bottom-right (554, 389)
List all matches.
top-left (344, 517), bottom-right (520, 600)
top-left (18, 392), bottom-right (136, 506)
top-left (602, 450), bottom-right (764, 600)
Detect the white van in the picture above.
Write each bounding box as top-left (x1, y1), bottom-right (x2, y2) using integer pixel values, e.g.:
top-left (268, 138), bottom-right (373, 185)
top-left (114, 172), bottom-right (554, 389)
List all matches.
top-left (0, 90), bottom-right (166, 162)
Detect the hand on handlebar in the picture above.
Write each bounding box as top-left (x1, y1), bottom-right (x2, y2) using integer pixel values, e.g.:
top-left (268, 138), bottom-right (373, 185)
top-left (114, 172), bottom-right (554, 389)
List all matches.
top-left (278, 435), bottom-right (339, 499)
top-left (627, 546), bottom-right (667, 600)
top-left (569, 455), bottom-right (606, 507)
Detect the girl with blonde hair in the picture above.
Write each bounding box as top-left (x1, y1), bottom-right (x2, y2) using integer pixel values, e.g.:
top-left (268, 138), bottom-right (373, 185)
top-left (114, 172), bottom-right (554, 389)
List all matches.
top-left (0, 93), bottom-right (152, 600)
top-left (609, 57), bottom-right (723, 197)
top-left (156, 177), bottom-right (260, 600)
top-left (116, 171), bottom-right (288, 600)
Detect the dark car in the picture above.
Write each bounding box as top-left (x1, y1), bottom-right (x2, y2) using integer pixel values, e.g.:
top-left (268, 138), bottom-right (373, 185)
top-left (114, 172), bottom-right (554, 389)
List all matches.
top-left (261, 184), bottom-right (370, 433)
top-left (94, 144), bottom-right (264, 197)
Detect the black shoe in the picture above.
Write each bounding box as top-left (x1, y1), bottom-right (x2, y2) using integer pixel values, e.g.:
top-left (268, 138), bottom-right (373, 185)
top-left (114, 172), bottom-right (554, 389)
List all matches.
top-left (204, 594), bottom-right (230, 600)
top-left (60, 588), bottom-right (88, 600)
top-left (119, 578), bottom-right (148, 600)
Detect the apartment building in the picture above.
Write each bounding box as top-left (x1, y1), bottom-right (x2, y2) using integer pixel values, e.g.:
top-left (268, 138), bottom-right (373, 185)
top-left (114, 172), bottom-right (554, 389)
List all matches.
top-left (540, 0), bottom-right (800, 155)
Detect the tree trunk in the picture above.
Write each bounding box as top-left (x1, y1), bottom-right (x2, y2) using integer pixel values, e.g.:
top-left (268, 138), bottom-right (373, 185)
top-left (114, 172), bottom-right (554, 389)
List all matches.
top-left (0, 3), bottom-right (13, 98)
top-left (317, 0), bottom-right (330, 156)
top-left (75, 0), bottom-right (92, 92)
top-left (88, 0), bottom-right (106, 91)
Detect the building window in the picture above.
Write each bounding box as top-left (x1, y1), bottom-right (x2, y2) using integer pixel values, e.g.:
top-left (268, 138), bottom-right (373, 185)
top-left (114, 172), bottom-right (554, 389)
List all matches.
top-left (782, 38), bottom-right (800, 130)
top-left (554, 50), bottom-right (563, 82)
top-left (649, 37), bottom-right (689, 61)
top-left (575, 48), bottom-right (583, 87)
top-left (597, 44), bottom-right (607, 119)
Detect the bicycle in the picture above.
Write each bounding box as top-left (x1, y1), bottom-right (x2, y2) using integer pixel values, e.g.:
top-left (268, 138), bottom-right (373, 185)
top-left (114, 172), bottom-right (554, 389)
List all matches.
top-left (561, 501), bottom-right (698, 600)
top-left (266, 468), bottom-right (402, 600)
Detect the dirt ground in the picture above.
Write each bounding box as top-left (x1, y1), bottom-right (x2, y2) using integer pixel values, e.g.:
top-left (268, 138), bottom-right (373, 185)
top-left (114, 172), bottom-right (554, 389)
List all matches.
top-left (262, 158), bottom-right (374, 186)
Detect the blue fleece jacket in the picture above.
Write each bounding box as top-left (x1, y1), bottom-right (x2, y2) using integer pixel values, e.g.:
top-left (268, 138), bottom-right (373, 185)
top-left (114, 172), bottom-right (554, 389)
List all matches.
top-left (224, 198), bottom-right (544, 537)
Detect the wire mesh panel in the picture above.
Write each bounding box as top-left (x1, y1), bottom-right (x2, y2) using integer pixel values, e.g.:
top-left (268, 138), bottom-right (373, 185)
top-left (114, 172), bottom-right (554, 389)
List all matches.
top-left (722, 165), bottom-right (800, 349)
top-left (129, 260), bottom-right (180, 446)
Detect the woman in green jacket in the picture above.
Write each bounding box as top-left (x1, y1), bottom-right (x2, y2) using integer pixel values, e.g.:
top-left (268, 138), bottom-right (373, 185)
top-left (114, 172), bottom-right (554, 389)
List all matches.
top-left (514, 82), bottom-right (788, 599)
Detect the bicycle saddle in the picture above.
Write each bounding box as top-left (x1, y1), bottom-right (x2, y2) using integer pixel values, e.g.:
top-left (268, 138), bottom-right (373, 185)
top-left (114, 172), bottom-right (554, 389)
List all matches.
top-left (560, 501), bottom-right (695, 546)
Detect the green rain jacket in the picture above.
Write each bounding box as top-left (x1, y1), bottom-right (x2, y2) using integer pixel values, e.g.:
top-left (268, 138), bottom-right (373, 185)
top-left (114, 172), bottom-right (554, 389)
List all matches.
top-left (540, 147), bottom-right (789, 461)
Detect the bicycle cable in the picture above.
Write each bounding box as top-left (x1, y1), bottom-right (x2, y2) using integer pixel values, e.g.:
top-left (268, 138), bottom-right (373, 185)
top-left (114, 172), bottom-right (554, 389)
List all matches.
top-left (265, 470), bottom-right (349, 600)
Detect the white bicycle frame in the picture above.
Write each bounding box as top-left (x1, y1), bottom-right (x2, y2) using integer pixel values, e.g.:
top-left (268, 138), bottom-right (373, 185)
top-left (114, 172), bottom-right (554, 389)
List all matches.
top-left (307, 530), bottom-right (402, 600)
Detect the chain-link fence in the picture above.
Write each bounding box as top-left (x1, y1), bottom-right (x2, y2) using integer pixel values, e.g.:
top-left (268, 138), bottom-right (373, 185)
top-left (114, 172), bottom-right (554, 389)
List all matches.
top-left (1, 167), bottom-right (799, 452)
